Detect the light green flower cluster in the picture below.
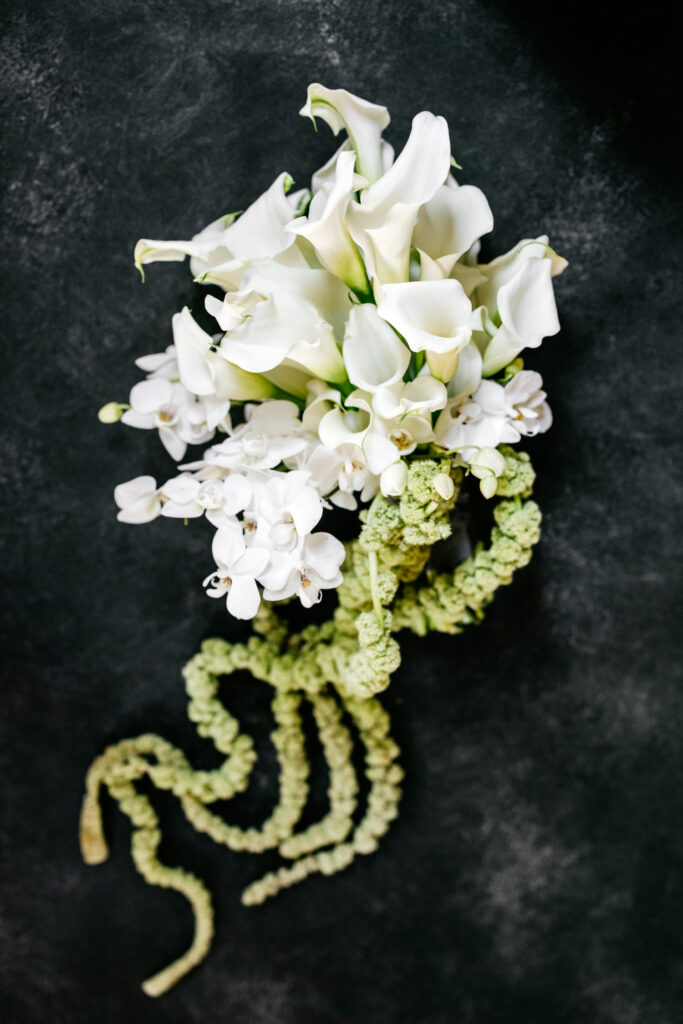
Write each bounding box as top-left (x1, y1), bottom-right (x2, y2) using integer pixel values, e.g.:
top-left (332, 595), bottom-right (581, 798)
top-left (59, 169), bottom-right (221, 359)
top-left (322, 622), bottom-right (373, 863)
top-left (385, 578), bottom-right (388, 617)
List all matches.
top-left (80, 447), bottom-right (540, 996)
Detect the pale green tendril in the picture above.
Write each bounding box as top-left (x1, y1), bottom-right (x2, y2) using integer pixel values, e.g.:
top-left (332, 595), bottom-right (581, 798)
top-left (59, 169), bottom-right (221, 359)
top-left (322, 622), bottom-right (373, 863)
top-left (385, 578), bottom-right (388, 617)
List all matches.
top-left (80, 447), bottom-right (541, 996)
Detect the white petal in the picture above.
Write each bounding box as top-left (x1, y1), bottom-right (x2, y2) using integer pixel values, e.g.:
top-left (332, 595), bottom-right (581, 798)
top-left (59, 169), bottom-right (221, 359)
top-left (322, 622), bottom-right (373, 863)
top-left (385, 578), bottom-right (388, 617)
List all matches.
top-left (222, 172), bottom-right (296, 262)
top-left (212, 523), bottom-right (245, 568)
top-left (129, 378), bottom-right (173, 414)
top-left (413, 184), bottom-right (493, 270)
top-left (159, 428), bottom-right (187, 462)
top-left (172, 308), bottom-right (214, 396)
top-left (289, 489), bottom-right (323, 536)
top-left (380, 460), bottom-right (408, 496)
top-left (120, 409), bottom-right (155, 430)
top-left (363, 432), bottom-right (400, 475)
top-left (161, 500), bottom-right (203, 519)
top-left (233, 546), bottom-right (270, 578)
top-left (447, 341), bottom-right (482, 401)
top-left (497, 258), bottom-right (560, 346)
top-left (222, 474), bottom-right (252, 514)
top-left (377, 279), bottom-right (472, 354)
top-left (160, 473), bottom-right (199, 501)
top-left (116, 495), bottom-right (162, 524)
top-left (227, 575), bottom-right (261, 619)
top-left (343, 304), bottom-right (410, 392)
top-left (114, 475), bottom-right (157, 509)
top-left (301, 83), bottom-right (390, 183)
top-left (303, 532), bottom-right (346, 579)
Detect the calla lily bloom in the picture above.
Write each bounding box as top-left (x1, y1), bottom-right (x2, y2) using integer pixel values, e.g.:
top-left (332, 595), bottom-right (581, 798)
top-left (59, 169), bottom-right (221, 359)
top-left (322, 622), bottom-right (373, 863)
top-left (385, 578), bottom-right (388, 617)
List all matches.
top-left (301, 83), bottom-right (390, 184)
top-left (288, 149), bottom-right (369, 294)
top-left (413, 184), bottom-right (493, 277)
top-left (481, 258), bottom-right (561, 375)
top-left (342, 304), bottom-right (410, 393)
top-left (347, 111), bottom-right (451, 286)
top-left (376, 279), bottom-right (476, 381)
top-left (172, 307), bottom-right (277, 401)
top-left (220, 291), bottom-right (347, 383)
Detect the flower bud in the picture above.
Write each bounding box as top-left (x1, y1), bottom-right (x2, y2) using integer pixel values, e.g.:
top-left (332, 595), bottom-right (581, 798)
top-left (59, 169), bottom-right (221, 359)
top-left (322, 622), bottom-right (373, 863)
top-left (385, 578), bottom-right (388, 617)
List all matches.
top-left (98, 401), bottom-right (125, 423)
top-left (432, 472), bottom-right (455, 500)
top-left (380, 460), bottom-right (408, 497)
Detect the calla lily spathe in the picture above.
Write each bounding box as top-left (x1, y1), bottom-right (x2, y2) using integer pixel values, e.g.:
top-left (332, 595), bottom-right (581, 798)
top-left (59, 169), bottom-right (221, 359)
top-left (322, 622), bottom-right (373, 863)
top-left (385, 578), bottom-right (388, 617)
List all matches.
top-left (480, 257), bottom-right (561, 375)
top-left (218, 291), bottom-right (347, 383)
top-left (172, 307), bottom-right (276, 401)
top-left (376, 279), bottom-right (477, 381)
top-left (412, 183), bottom-right (493, 277)
top-left (301, 83), bottom-right (391, 184)
top-left (287, 149), bottom-right (369, 294)
top-left (347, 111), bottom-right (452, 287)
top-left (342, 303), bottom-right (410, 392)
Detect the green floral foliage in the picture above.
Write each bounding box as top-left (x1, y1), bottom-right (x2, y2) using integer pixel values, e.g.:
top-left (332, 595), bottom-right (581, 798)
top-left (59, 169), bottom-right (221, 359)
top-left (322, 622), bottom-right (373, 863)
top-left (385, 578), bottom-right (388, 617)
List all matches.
top-left (80, 450), bottom-right (541, 995)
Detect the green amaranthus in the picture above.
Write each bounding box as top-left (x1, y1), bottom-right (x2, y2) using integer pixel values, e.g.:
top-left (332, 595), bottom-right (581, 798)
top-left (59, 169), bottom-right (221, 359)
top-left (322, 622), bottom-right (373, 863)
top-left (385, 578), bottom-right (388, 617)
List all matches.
top-left (80, 446), bottom-right (540, 996)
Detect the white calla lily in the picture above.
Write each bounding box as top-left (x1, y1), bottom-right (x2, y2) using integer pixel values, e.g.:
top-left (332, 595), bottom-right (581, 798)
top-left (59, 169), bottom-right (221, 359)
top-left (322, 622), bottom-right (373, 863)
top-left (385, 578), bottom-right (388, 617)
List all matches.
top-left (221, 291), bottom-right (347, 383)
top-left (481, 258), bottom-right (561, 375)
top-left (241, 259), bottom-right (352, 339)
top-left (301, 83), bottom-right (390, 183)
top-left (413, 184), bottom-right (493, 276)
top-left (446, 340), bottom-right (483, 401)
top-left (476, 235), bottom-right (567, 310)
top-left (221, 172), bottom-right (297, 262)
top-left (343, 304), bottom-right (410, 392)
top-left (133, 213), bottom-right (235, 280)
top-left (172, 307), bottom-right (276, 401)
top-left (347, 111), bottom-right (451, 285)
top-left (377, 279), bottom-right (474, 381)
top-left (288, 149), bottom-right (369, 294)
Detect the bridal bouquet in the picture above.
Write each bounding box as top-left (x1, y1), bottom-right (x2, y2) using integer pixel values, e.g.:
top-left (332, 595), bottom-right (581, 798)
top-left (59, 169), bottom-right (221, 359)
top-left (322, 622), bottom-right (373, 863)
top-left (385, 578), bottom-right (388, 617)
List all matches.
top-left (81, 84), bottom-right (566, 996)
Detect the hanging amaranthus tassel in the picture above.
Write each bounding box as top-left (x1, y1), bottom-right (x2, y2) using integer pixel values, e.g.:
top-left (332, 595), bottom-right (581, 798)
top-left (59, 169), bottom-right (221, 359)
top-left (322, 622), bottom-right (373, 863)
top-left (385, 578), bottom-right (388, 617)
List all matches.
top-left (80, 449), bottom-right (540, 995)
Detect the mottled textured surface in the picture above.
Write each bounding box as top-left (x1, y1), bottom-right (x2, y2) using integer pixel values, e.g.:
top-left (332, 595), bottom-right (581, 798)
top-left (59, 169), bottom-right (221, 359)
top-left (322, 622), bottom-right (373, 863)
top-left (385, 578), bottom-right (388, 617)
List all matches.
top-left (1, 1), bottom-right (682, 1021)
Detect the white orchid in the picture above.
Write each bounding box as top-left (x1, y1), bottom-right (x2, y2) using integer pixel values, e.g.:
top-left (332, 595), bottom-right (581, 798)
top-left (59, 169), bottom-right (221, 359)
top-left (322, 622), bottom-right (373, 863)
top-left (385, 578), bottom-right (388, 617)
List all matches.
top-left (203, 524), bottom-right (270, 620)
top-left (159, 472), bottom-right (250, 526)
top-left (260, 532), bottom-right (346, 608)
top-left (121, 378), bottom-right (201, 460)
top-left (434, 369), bottom-right (552, 455)
top-left (114, 476), bottom-right (161, 524)
top-left (319, 376), bottom-right (446, 487)
top-left (110, 84), bottom-right (565, 620)
top-left (135, 345), bottom-right (178, 380)
top-left (204, 401), bottom-right (306, 473)
top-left (251, 469), bottom-right (323, 551)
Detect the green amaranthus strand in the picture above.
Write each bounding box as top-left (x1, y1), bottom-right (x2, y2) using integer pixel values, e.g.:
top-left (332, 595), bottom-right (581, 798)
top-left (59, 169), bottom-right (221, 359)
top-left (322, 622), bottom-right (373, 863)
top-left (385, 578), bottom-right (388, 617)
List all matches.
top-left (80, 446), bottom-right (541, 996)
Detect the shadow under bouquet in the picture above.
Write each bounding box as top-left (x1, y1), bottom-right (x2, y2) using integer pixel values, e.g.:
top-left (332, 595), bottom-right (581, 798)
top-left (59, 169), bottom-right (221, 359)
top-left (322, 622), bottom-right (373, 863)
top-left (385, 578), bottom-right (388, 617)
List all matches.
top-left (81, 83), bottom-right (566, 996)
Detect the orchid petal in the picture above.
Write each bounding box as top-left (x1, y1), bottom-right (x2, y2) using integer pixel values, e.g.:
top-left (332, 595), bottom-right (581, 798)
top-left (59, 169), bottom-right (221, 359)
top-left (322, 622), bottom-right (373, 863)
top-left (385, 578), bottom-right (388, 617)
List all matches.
top-left (226, 575), bottom-right (261, 619)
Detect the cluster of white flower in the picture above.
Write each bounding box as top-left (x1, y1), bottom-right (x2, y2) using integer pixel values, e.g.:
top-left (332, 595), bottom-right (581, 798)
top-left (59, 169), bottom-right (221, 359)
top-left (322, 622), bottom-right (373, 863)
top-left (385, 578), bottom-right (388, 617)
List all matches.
top-left (102, 83), bottom-right (565, 619)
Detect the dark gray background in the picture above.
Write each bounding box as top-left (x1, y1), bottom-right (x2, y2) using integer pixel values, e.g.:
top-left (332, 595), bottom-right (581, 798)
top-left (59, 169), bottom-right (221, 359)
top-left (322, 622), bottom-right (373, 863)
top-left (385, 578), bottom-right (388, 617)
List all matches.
top-left (2, 1), bottom-right (682, 1021)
